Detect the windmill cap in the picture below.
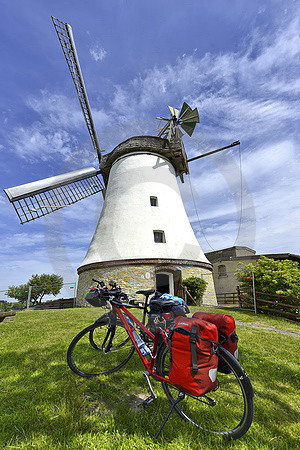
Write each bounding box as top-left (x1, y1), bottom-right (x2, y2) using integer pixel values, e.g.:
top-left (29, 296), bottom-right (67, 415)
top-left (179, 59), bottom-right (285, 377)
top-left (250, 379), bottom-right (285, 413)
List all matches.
top-left (100, 135), bottom-right (188, 186)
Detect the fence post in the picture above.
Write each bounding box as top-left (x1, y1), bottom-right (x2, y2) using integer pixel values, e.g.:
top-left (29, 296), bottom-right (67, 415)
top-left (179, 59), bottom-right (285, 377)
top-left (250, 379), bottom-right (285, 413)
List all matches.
top-left (73, 282), bottom-right (77, 307)
top-left (26, 285), bottom-right (32, 310)
top-left (252, 270), bottom-right (257, 314)
top-left (183, 286), bottom-right (187, 304)
top-left (237, 286), bottom-right (242, 308)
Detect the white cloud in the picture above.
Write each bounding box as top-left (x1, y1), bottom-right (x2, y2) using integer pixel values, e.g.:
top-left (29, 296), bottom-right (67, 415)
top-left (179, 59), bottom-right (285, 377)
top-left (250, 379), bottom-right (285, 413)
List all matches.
top-left (188, 138), bottom-right (299, 254)
top-left (9, 125), bottom-right (75, 161)
top-left (6, 90), bottom-right (112, 162)
top-left (26, 91), bottom-right (84, 129)
top-left (6, 17), bottom-right (299, 166)
top-left (109, 17), bottom-right (299, 147)
top-left (90, 44), bottom-right (107, 62)
top-left (262, 77), bottom-right (300, 95)
top-left (0, 232), bottom-right (45, 252)
top-left (241, 140), bottom-right (296, 183)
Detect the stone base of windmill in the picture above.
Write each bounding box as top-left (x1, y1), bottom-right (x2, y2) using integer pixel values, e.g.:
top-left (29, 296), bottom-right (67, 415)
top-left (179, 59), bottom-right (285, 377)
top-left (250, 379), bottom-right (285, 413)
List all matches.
top-left (76, 259), bottom-right (217, 306)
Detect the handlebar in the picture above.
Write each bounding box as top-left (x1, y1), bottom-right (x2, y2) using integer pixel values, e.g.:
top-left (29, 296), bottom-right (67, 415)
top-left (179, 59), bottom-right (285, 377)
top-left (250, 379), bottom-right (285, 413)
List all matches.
top-left (92, 278), bottom-right (105, 287)
top-left (88, 279), bottom-right (155, 316)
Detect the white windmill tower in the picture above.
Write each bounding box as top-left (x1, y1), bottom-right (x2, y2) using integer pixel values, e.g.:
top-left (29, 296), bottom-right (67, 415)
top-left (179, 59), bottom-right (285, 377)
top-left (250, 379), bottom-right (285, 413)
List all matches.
top-left (4, 18), bottom-right (239, 305)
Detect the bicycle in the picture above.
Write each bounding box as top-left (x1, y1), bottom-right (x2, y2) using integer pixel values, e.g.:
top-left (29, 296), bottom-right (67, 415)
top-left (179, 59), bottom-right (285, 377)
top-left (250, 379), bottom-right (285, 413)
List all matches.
top-left (67, 279), bottom-right (254, 440)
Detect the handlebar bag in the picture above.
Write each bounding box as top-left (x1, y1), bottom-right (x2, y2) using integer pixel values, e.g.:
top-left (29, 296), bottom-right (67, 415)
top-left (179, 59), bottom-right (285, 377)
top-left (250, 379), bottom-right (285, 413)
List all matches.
top-left (168, 316), bottom-right (218, 396)
top-left (85, 290), bottom-right (108, 307)
top-left (193, 312), bottom-right (238, 373)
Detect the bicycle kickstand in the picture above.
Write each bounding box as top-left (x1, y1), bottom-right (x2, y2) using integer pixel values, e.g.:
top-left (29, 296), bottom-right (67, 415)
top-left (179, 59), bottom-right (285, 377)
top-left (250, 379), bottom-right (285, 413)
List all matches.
top-left (143, 371), bottom-right (157, 408)
top-left (155, 391), bottom-right (185, 438)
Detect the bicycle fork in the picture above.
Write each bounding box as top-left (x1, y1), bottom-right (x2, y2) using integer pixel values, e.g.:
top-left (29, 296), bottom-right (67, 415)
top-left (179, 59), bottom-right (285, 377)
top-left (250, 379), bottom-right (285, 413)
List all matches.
top-left (101, 326), bottom-right (115, 353)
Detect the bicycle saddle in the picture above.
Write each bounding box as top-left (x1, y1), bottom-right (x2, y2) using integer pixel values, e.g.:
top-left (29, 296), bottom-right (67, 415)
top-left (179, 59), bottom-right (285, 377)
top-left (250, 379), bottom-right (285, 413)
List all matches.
top-left (136, 289), bottom-right (155, 296)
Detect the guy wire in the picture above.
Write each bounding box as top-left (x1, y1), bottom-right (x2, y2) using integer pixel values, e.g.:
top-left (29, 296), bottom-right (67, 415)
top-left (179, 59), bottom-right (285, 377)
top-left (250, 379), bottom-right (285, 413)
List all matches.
top-left (187, 174), bottom-right (215, 251)
top-left (233, 142), bottom-right (243, 246)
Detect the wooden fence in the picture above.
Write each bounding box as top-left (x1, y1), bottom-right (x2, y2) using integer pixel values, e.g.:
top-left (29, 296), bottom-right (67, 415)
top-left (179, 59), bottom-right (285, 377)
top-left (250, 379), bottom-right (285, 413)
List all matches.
top-left (216, 292), bottom-right (240, 305)
top-left (237, 288), bottom-right (299, 321)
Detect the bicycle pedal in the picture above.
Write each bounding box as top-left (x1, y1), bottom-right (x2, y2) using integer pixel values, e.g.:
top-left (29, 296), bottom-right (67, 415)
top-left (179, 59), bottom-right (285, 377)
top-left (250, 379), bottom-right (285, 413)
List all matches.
top-left (143, 395), bottom-right (156, 409)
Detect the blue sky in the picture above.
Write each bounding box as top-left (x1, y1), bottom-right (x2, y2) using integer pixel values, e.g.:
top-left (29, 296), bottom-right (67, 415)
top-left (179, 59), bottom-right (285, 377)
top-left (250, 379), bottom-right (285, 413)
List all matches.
top-left (0, 0), bottom-right (299, 298)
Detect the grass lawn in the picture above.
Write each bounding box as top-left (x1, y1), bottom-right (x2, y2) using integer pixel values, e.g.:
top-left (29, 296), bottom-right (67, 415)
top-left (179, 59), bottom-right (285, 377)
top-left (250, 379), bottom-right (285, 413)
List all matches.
top-left (0, 306), bottom-right (299, 449)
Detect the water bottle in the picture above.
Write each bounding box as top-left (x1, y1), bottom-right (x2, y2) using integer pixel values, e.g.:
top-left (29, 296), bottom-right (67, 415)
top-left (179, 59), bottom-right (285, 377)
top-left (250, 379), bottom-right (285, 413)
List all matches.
top-left (138, 341), bottom-right (151, 357)
top-left (127, 318), bottom-right (151, 356)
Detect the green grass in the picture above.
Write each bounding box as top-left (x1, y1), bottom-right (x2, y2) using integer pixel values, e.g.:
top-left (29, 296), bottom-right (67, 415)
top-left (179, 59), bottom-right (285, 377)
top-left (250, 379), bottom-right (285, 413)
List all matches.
top-left (0, 307), bottom-right (299, 449)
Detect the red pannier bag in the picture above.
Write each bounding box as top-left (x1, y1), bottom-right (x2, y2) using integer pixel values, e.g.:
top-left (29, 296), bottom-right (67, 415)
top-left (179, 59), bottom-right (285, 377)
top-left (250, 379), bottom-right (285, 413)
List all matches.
top-left (193, 312), bottom-right (238, 373)
top-left (168, 316), bottom-right (219, 396)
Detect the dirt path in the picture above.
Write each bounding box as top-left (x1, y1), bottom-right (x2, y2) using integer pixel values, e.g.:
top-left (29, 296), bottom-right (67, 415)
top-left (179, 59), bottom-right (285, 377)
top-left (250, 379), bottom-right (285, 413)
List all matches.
top-left (235, 320), bottom-right (300, 337)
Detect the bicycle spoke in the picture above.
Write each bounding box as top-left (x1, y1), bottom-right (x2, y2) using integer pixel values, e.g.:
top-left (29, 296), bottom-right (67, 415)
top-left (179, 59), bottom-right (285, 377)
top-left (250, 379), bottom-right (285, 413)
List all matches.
top-left (157, 344), bottom-right (254, 439)
top-left (67, 319), bottom-right (135, 376)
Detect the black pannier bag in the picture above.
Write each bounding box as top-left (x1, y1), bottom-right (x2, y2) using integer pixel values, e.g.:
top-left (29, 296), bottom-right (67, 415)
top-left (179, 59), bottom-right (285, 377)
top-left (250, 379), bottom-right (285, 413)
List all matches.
top-left (147, 294), bottom-right (189, 333)
top-left (85, 289), bottom-right (108, 307)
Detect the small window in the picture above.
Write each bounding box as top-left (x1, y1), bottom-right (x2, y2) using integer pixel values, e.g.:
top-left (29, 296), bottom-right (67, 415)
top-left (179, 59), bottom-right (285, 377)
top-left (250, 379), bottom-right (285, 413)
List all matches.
top-left (218, 264), bottom-right (227, 277)
top-left (153, 230), bottom-right (165, 243)
top-left (150, 196), bottom-right (158, 206)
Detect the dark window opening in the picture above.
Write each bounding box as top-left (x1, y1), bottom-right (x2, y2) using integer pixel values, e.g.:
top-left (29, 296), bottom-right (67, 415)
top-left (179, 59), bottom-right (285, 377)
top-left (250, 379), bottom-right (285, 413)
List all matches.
top-left (154, 230), bottom-right (165, 243)
top-left (218, 264), bottom-right (227, 277)
top-left (150, 196), bottom-right (158, 206)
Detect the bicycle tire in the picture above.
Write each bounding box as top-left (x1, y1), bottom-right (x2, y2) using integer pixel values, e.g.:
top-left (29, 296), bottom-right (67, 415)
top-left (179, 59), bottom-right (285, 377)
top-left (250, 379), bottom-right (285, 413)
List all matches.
top-left (156, 344), bottom-right (254, 440)
top-left (67, 316), bottom-right (135, 377)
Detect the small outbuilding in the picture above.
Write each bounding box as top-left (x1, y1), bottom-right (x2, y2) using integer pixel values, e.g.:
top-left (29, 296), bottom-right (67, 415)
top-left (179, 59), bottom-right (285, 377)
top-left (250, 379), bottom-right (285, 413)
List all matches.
top-left (205, 246), bottom-right (300, 303)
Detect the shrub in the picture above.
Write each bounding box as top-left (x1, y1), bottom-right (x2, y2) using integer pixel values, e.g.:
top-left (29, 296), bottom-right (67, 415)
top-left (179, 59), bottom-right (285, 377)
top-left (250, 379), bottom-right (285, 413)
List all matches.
top-left (236, 256), bottom-right (300, 318)
top-left (183, 277), bottom-right (208, 305)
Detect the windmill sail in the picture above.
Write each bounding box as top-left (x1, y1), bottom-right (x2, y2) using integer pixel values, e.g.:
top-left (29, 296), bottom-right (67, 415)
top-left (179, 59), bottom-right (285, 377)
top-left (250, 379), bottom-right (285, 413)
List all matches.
top-left (52, 16), bottom-right (101, 163)
top-left (4, 168), bottom-right (104, 224)
top-left (4, 18), bottom-right (106, 225)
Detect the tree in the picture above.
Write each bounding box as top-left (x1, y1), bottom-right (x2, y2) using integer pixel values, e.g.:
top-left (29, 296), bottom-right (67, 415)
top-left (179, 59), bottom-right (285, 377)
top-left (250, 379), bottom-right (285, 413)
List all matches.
top-left (6, 284), bottom-right (29, 304)
top-left (182, 277), bottom-right (208, 305)
top-left (0, 301), bottom-right (24, 311)
top-left (236, 256), bottom-right (300, 298)
top-left (7, 274), bottom-right (63, 305)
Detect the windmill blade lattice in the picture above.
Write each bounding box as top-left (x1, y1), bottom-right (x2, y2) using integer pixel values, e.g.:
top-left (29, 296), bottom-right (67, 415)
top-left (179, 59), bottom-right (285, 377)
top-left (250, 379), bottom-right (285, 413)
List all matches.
top-left (52, 16), bottom-right (101, 163)
top-left (4, 168), bottom-right (104, 224)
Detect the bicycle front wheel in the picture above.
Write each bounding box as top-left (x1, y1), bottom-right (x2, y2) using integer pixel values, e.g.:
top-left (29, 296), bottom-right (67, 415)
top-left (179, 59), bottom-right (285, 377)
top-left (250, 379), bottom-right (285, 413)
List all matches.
top-left (67, 315), bottom-right (135, 377)
top-left (157, 344), bottom-right (254, 440)
top-left (89, 312), bottom-right (131, 351)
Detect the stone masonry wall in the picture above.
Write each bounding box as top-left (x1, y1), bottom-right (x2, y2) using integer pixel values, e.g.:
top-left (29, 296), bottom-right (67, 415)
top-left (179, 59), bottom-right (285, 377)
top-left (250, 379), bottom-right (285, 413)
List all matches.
top-left (180, 266), bottom-right (217, 305)
top-left (77, 262), bottom-right (217, 306)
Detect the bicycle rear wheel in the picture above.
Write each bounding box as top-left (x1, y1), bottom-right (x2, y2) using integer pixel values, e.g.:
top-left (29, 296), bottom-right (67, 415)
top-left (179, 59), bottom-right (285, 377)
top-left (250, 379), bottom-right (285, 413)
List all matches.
top-left (67, 313), bottom-right (134, 377)
top-left (156, 344), bottom-right (254, 440)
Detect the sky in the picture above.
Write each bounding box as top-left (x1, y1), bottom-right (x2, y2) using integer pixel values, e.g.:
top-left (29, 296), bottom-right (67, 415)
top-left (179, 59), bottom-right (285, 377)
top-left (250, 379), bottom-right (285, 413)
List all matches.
top-left (0, 0), bottom-right (299, 299)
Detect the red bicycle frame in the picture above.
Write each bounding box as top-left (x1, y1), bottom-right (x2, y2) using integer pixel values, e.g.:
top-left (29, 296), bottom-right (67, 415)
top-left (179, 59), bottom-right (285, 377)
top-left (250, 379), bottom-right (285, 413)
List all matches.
top-left (112, 303), bottom-right (171, 383)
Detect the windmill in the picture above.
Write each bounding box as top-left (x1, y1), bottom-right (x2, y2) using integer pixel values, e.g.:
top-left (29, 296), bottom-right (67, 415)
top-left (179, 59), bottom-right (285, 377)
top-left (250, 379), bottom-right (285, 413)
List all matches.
top-left (4, 17), bottom-right (239, 305)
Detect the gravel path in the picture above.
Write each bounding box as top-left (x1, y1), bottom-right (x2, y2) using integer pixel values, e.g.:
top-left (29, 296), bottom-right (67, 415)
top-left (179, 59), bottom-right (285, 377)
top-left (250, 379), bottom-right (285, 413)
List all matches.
top-left (235, 320), bottom-right (300, 337)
